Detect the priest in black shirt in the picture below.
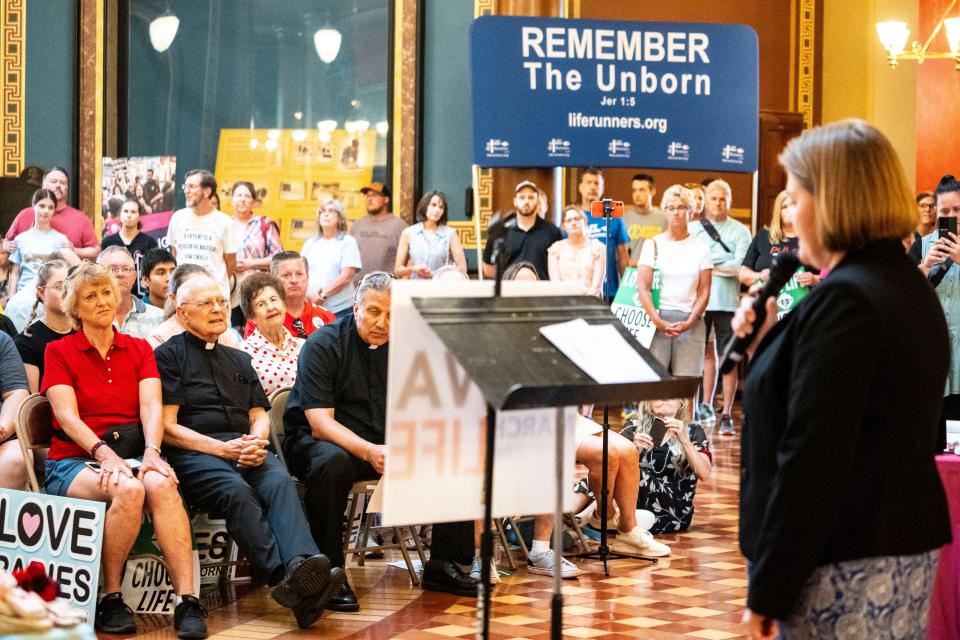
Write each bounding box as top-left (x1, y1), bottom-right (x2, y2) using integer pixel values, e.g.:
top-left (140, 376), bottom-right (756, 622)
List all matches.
top-left (284, 272), bottom-right (479, 612)
top-left (156, 275), bottom-right (342, 629)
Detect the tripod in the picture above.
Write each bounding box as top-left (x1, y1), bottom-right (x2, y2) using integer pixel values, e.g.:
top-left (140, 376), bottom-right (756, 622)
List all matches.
top-left (575, 199), bottom-right (657, 575)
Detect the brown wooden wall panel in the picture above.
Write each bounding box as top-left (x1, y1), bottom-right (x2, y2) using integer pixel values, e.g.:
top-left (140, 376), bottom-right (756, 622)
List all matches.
top-left (576, 0), bottom-right (793, 113)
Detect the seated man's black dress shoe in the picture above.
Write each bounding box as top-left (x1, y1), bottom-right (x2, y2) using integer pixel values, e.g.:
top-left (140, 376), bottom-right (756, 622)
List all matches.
top-left (326, 578), bottom-right (361, 612)
top-left (422, 559), bottom-right (481, 597)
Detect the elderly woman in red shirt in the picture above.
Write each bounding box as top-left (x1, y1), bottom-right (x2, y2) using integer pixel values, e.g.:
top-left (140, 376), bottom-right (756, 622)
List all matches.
top-left (42, 262), bottom-right (206, 638)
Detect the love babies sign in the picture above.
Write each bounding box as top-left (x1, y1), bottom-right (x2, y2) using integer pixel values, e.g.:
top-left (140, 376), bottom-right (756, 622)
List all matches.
top-left (0, 490), bottom-right (105, 622)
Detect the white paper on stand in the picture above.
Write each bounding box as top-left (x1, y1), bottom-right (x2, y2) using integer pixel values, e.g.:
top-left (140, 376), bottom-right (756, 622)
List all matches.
top-left (539, 318), bottom-right (660, 384)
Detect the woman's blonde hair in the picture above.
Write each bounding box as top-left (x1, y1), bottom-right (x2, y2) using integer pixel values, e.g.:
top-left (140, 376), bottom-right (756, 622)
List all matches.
top-left (779, 119), bottom-right (916, 252)
top-left (631, 399), bottom-right (694, 470)
top-left (61, 262), bottom-right (119, 329)
top-left (660, 184), bottom-right (695, 211)
top-left (767, 190), bottom-right (791, 244)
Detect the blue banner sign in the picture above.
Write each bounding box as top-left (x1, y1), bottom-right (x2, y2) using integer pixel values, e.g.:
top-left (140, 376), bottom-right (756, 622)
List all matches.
top-left (471, 16), bottom-right (759, 171)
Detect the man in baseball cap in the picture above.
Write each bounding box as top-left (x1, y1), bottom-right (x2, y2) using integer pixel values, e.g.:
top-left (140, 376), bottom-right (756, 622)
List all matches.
top-left (350, 181), bottom-right (406, 278)
top-left (481, 179), bottom-right (562, 279)
top-left (359, 181), bottom-right (392, 199)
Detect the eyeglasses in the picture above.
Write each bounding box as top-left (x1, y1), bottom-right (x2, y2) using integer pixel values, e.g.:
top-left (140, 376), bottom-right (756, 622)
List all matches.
top-left (107, 266), bottom-right (135, 275)
top-left (291, 317), bottom-right (308, 339)
top-left (182, 183), bottom-right (200, 192)
top-left (939, 206), bottom-right (960, 217)
top-left (664, 205), bottom-right (689, 213)
top-left (182, 297), bottom-right (229, 311)
top-left (919, 203), bottom-right (936, 210)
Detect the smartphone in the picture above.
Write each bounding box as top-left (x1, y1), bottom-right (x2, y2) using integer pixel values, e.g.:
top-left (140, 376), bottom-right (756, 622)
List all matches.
top-left (590, 199), bottom-right (625, 219)
top-left (649, 417), bottom-right (668, 448)
top-left (939, 216), bottom-right (957, 239)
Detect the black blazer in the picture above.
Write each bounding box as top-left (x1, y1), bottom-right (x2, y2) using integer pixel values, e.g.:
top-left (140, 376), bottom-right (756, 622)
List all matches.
top-left (740, 239), bottom-right (951, 619)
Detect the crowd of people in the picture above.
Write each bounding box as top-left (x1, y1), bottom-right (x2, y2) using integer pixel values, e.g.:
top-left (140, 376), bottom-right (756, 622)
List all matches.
top-left (0, 124), bottom-right (954, 639)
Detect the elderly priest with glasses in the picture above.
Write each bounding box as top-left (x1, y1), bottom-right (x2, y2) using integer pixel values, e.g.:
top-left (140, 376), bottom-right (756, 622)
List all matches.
top-left (155, 274), bottom-right (342, 628)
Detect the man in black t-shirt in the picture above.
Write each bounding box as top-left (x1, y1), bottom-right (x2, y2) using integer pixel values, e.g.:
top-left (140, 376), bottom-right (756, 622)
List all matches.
top-left (284, 272), bottom-right (479, 612)
top-left (156, 276), bottom-right (341, 629)
top-left (481, 180), bottom-right (562, 279)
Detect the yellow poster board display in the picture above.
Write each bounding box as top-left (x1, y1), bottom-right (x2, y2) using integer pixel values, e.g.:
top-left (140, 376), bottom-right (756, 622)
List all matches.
top-left (214, 129), bottom-right (376, 252)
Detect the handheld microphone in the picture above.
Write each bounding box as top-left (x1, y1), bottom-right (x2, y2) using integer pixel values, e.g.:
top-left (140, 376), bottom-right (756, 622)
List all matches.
top-left (719, 252), bottom-right (801, 374)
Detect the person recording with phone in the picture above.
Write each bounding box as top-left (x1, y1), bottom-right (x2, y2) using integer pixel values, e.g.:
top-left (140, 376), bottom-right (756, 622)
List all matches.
top-left (917, 174), bottom-right (960, 449)
top-left (621, 398), bottom-right (712, 534)
top-left (575, 167), bottom-right (630, 301)
top-left (734, 120), bottom-right (950, 640)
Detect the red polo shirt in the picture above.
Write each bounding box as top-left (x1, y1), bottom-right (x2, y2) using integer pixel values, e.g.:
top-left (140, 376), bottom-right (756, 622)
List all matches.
top-left (243, 301), bottom-right (336, 339)
top-left (42, 329), bottom-right (159, 460)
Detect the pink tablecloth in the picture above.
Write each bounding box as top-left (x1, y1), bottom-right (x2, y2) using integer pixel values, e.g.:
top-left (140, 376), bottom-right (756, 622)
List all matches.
top-left (928, 455), bottom-right (960, 640)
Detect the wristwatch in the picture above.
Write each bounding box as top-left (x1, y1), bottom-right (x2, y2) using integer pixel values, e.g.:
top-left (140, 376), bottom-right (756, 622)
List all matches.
top-left (145, 443), bottom-right (162, 454)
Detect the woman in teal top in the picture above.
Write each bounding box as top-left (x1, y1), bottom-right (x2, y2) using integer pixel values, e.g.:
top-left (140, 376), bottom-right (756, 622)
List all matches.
top-left (918, 174), bottom-right (960, 444)
top-left (394, 191), bottom-right (467, 279)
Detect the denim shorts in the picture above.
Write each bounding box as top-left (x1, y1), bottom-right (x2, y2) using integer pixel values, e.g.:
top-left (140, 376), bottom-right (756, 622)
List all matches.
top-left (43, 457), bottom-right (90, 496)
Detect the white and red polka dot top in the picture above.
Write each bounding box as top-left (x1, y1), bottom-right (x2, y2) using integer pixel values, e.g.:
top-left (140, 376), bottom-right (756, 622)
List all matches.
top-left (240, 327), bottom-right (305, 396)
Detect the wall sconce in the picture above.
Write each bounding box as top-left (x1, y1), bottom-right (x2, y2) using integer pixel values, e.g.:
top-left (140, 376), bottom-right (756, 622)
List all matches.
top-left (876, 0), bottom-right (960, 69)
top-left (313, 28), bottom-right (342, 63)
top-left (149, 14), bottom-right (180, 53)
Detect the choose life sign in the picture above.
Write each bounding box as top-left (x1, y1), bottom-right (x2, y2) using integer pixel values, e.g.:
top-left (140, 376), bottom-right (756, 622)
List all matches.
top-left (471, 16), bottom-right (758, 171)
top-left (610, 267), bottom-right (659, 348)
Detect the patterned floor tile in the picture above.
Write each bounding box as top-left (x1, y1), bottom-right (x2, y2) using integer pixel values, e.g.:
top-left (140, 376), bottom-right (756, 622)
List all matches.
top-left (123, 409), bottom-right (753, 640)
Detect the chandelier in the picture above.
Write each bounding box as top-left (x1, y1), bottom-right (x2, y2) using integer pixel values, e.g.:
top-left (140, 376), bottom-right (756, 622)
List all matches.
top-left (876, 0), bottom-right (960, 69)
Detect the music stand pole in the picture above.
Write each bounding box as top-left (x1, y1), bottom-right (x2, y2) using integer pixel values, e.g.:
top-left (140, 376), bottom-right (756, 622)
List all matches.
top-left (478, 403), bottom-right (496, 640)
top-left (575, 200), bottom-right (657, 573)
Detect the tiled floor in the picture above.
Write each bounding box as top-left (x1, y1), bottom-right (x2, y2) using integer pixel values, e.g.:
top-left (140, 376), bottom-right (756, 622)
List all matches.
top-left (118, 421), bottom-right (747, 640)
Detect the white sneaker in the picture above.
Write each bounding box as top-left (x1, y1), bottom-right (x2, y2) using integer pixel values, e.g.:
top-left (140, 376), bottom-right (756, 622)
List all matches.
top-left (611, 526), bottom-right (671, 557)
top-left (469, 555), bottom-right (501, 583)
top-left (526, 549), bottom-right (583, 578)
top-left (587, 504), bottom-right (620, 531)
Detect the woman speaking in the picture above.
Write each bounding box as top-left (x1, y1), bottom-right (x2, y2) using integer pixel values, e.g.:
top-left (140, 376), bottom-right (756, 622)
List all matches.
top-left (734, 119), bottom-right (951, 639)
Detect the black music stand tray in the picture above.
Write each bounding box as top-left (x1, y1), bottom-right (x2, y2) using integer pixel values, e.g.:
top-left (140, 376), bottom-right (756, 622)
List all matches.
top-left (412, 294), bottom-right (699, 640)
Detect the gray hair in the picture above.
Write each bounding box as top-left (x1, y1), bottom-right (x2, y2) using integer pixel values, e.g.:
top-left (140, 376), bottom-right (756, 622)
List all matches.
top-left (433, 265), bottom-right (468, 281)
top-left (705, 179), bottom-right (732, 204)
top-left (163, 263), bottom-right (210, 319)
top-left (96, 245), bottom-right (134, 264)
top-left (354, 271), bottom-right (394, 305)
top-left (659, 184), bottom-right (696, 211)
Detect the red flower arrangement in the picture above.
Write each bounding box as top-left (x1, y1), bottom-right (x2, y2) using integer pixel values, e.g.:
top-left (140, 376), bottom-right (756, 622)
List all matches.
top-left (12, 561), bottom-right (59, 602)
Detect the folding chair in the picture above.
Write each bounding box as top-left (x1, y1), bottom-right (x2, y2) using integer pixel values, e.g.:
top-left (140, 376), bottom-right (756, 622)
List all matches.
top-left (267, 386), bottom-right (292, 469)
top-left (14, 393), bottom-right (53, 492)
top-left (342, 480), bottom-right (427, 585)
top-left (267, 387), bottom-right (427, 583)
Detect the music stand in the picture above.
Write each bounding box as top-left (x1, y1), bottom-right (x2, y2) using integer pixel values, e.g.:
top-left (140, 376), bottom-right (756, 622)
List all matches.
top-left (412, 294), bottom-right (698, 640)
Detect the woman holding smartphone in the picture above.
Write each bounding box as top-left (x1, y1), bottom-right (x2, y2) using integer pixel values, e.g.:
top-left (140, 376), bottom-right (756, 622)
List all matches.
top-left (919, 174), bottom-right (960, 446)
top-left (621, 398), bottom-right (712, 533)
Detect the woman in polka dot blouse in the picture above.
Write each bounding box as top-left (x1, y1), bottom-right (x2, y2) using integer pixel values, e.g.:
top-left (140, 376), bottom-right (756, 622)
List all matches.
top-left (238, 272), bottom-right (305, 396)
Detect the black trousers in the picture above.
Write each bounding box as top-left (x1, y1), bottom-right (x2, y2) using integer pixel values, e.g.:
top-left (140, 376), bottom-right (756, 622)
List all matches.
top-left (292, 437), bottom-right (473, 568)
top-left (168, 433), bottom-right (321, 580)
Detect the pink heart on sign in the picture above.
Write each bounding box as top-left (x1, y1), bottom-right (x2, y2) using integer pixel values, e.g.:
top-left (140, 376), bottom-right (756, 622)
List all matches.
top-left (21, 513), bottom-right (40, 538)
